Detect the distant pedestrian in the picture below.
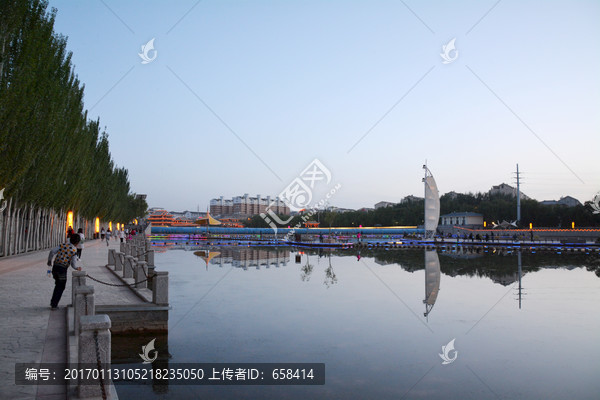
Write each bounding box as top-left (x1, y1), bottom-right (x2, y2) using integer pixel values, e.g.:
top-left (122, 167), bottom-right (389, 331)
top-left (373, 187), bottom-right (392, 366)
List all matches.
top-left (105, 229), bottom-right (112, 246)
top-left (47, 233), bottom-right (82, 309)
top-left (67, 226), bottom-right (74, 241)
top-left (76, 228), bottom-right (85, 259)
top-left (119, 229), bottom-right (125, 243)
top-left (100, 227), bottom-right (105, 240)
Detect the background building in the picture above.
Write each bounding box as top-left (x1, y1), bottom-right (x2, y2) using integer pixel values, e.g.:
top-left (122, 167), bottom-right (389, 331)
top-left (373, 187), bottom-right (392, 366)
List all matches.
top-left (210, 194), bottom-right (290, 217)
top-left (440, 212), bottom-right (484, 227)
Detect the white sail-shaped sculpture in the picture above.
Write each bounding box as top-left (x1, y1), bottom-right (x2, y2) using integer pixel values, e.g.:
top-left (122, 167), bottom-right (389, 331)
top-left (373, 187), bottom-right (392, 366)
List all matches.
top-left (423, 165), bottom-right (440, 239)
top-left (423, 249), bottom-right (441, 318)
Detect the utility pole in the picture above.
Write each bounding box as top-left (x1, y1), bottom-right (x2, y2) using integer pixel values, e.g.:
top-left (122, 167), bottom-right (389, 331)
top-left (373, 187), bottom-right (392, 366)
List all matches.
top-left (514, 164), bottom-right (522, 224)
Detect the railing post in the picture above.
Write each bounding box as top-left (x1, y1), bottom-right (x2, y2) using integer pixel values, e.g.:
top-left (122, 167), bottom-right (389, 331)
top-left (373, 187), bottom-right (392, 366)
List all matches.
top-left (137, 246), bottom-right (146, 261)
top-left (107, 249), bottom-right (116, 267)
top-left (147, 265), bottom-right (155, 290)
top-left (146, 250), bottom-right (155, 267)
top-left (72, 270), bottom-right (86, 306)
top-left (152, 271), bottom-right (169, 305)
top-left (120, 242), bottom-right (126, 254)
top-left (135, 261), bottom-right (148, 289)
top-left (123, 256), bottom-right (135, 279)
top-left (114, 252), bottom-right (124, 272)
top-left (78, 314), bottom-right (111, 398)
top-left (74, 285), bottom-right (95, 337)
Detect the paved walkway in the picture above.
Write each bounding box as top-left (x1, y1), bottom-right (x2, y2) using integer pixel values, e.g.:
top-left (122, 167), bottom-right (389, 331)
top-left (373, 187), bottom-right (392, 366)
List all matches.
top-left (0, 237), bottom-right (140, 399)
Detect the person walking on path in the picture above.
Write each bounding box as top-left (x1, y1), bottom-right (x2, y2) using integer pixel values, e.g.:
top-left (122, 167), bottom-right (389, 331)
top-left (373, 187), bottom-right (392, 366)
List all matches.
top-left (47, 233), bottom-right (82, 309)
top-left (105, 229), bottom-right (112, 246)
top-left (100, 227), bottom-right (105, 240)
top-left (119, 229), bottom-right (125, 243)
top-left (76, 228), bottom-right (85, 259)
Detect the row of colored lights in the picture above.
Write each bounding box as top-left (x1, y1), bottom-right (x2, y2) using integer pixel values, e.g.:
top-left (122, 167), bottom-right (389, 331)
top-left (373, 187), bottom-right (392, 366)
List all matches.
top-left (460, 223), bottom-right (600, 232)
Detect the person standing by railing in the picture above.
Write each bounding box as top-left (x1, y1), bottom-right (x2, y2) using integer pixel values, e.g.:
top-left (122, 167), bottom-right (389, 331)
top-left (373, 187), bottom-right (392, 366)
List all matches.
top-left (47, 233), bottom-right (82, 309)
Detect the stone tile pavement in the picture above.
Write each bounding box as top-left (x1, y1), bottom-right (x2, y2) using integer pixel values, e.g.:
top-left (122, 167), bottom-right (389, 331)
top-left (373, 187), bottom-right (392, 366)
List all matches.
top-left (0, 236), bottom-right (142, 399)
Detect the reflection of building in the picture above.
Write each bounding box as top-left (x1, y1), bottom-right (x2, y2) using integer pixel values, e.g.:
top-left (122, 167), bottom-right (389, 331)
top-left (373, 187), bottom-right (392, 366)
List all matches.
top-left (210, 194), bottom-right (290, 217)
top-left (208, 247), bottom-right (290, 269)
top-left (491, 272), bottom-right (523, 286)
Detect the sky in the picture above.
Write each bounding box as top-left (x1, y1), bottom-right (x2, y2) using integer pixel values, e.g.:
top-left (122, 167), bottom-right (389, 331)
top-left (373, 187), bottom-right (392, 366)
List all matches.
top-left (48, 0), bottom-right (600, 212)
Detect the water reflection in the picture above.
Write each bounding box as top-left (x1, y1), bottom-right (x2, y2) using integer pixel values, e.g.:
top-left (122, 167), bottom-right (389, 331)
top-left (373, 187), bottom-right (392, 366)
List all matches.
top-left (193, 247), bottom-right (290, 269)
top-left (114, 245), bottom-right (600, 400)
top-left (324, 255), bottom-right (338, 288)
top-left (423, 249), bottom-right (440, 319)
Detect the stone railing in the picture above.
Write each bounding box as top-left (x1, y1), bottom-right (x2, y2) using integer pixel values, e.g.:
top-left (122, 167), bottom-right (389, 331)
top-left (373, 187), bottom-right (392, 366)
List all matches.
top-left (107, 234), bottom-right (167, 305)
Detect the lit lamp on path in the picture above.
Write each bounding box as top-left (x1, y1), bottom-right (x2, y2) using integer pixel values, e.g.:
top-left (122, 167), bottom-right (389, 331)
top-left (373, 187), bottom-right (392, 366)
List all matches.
top-left (572, 221), bottom-right (575, 229)
top-left (95, 218), bottom-right (100, 239)
top-left (66, 211), bottom-right (74, 233)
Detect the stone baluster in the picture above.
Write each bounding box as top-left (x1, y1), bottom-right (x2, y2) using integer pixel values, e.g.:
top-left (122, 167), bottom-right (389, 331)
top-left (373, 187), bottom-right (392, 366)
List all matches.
top-left (146, 250), bottom-right (155, 267)
top-left (114, 252), bottom-right (124, 272)
top-left (74, 285), bottom-right (95, 337)
top-left (78, 315), bottom-right (111, 398)
top-left (135, 261), bottom-right (148, 289)
top-left (123, 256), bottom-right (135, 279)
top-left (107, 249), bottom-right (116, 267)
top-left (71, 270), bottom-right (86, 306)
top-left (153, 271), bottom-right (169, 305)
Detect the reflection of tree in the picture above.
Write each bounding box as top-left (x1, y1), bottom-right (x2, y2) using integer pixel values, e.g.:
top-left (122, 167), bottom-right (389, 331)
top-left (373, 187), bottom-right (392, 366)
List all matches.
top-left (585, 256), bottom-right (600, 277)
top-left (300, 257), bottom-right (313, 281)
top-left (330, 247), bottom-right (600, 282)
top-left (324, 256), bottom-right (337, 288)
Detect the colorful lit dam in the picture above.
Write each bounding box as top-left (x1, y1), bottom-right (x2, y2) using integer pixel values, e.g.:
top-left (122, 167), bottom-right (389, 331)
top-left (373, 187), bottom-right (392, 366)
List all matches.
top-left (111, 243), bottom-right (600, 399)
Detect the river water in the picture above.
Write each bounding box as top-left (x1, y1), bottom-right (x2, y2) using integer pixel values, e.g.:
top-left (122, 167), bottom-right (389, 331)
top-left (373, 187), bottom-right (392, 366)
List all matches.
top-left (113, 245), bottom-right (600, 399)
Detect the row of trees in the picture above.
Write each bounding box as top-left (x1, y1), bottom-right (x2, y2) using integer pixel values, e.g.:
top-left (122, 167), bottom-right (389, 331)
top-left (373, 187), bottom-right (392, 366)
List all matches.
top-left (244, 193), bottom-right (600, 228)
top-left (0, 0), bottom-right (146, 222)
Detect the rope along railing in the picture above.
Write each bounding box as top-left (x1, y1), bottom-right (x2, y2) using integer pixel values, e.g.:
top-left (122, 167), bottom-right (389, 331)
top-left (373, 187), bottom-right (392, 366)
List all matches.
top-left (85, 273), bottom-right (150, 287)
top-left (93, 330), bottom-right (107, 400)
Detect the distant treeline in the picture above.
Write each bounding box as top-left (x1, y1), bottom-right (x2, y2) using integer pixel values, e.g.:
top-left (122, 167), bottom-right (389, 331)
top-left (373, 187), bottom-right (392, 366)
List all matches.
top-left (0, 0), bottom-right (146, 221)
top-left (245, 192), bottom-right (600, 228)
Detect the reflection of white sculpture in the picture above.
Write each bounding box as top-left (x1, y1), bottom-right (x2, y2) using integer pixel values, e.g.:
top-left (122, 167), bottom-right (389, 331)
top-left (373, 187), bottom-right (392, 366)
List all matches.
top-left (424, 249), bottom-right (440, 318)
top-left (423, 165), bottom-right (440, 239)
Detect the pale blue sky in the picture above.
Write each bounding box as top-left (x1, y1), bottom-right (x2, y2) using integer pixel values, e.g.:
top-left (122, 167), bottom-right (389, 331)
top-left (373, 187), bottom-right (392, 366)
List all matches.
top-left (49, 0), bottom-right (600, 211)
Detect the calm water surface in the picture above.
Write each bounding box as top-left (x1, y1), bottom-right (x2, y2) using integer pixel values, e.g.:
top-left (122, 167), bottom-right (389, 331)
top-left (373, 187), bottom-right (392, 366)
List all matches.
top-left (114, 246), bottom-right (600, 399)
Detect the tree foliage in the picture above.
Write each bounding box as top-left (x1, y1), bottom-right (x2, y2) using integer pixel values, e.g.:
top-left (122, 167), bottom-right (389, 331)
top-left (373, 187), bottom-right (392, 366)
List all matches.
top-left (244, 193), bottom-right (600, 228)
top-left (0, 0), bottom-right (146, 221)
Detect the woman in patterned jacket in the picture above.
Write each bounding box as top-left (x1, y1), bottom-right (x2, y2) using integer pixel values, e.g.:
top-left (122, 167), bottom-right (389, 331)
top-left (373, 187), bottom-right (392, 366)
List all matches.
top-left (47, 233), bottom-right (82, 309)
